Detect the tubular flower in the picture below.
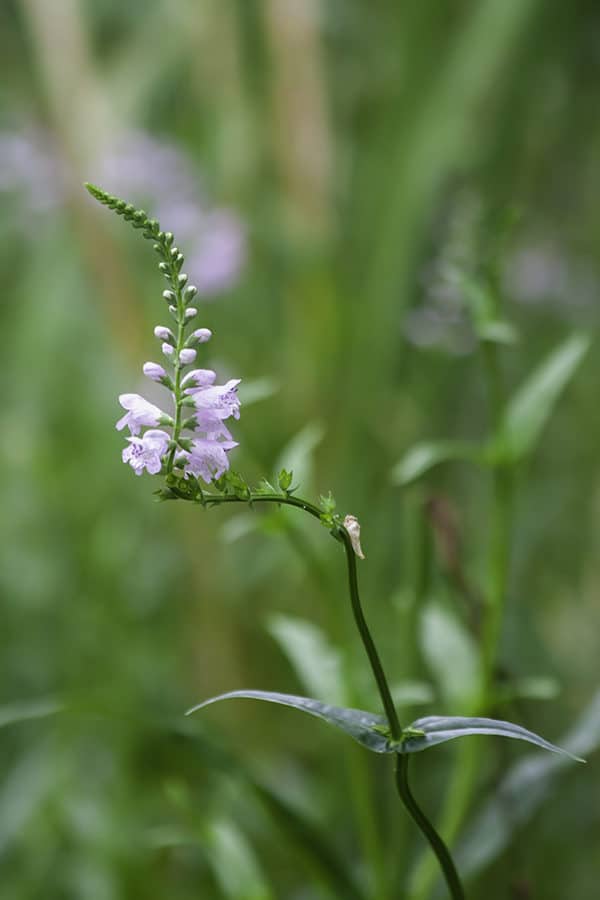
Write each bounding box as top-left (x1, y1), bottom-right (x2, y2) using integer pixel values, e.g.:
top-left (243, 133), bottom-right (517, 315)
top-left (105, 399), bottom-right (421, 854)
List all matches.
top-left (116, 394), bottom-right (169, 435)
top-left (185, 379), bottom-right (241, 420)
top-left (182, 439), bottom-right (239, 483)
top-left (122, 429), bottom-right (171, 475)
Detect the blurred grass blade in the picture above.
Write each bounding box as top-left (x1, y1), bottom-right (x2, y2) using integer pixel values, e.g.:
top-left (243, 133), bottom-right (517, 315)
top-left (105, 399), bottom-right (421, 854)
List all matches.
top-left (267, 613), bottom-right (347, 705)
top-left (420, 604), bottom-right (481, 707)
top-left (391, 440), bottom-right (484, 486)
top-left (187, 690), bottom-right (390, 753)
top-left (457, 689), bottom-right (600, 876)
top-left (493, 333), bottom-right (590, 462)
top-left (167, 719), bottom-right (366, 900)
top-left (403, 715), bottom-right (584, 761)
top-left (0, 697), bottom-right (62, 728)
top-left (274, 422), bottom-right (325, 490)
top-left (205, 818), bottom-right (274, 900)
top-left (238, 377), bottom-right (279, 406)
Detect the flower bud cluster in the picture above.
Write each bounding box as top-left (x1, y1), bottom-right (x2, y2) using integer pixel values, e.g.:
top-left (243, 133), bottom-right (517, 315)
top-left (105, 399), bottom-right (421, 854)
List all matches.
top-left (93, 189), bottom-right (241, 482)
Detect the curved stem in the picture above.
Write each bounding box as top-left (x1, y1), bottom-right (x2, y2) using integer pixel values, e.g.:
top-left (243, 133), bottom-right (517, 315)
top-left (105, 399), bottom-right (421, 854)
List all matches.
top-left (179, 485), bottom-right (465, 898)
top-left (339, 528), bottom-right (402, 741)
top-left (395, 755), bottom-right (465, 900)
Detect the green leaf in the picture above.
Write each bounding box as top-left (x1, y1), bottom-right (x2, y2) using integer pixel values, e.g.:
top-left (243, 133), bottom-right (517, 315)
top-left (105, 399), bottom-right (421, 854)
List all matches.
top-left (205, 819), bottom-right (274, 900)
top-left (275, 422), bottom-right (324, 490)
top-left (237, 377), bottom-right (279, 407)
top-left (187, 691), bottom-right (581, 761)
top-left (0, 697), bottom-right (62, 729)
top-left (478, 320), bottom-right (518, 345)
top-left (402, 715), bottom-right (584, 761)
top-left (391, 440), bottom-right (485, 486)
top-left (493, 333), bottom-right (591, 462)
top-left (187, 690), bottom-right (391, 753)
top-left (457, 688), bottom-right (600, 877)
top-left (267, 614), bottom-right (347, 705)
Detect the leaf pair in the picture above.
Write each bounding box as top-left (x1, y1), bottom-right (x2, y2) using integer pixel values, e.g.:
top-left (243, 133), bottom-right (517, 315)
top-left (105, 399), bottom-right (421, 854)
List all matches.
top-left (187, 690), bottom-right (584, 762)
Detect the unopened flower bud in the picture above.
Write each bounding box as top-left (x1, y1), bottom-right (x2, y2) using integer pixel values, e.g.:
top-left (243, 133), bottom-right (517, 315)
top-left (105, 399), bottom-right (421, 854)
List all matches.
top-left (179, 348), bottom-right (197, 365)
top-left (343, 515), bottom-right (365, 560)
top-left (181, 368), bottom-right (217, 387)
top-left (154, 325), bottom-right (174, 343)
top-left (184, 284), bottom-right (198, 303)
top-left (143, 361), bottom-right (167, 382)
top-left (178, 272), bottom-right (188, 287)
top-left (192, 328), bottom-right (212, 344)
top-left (162, 289), bottom-right (176, 304)
top-left (162, 342), bottom-right (174, 358)
top-left (185, 307), bottom-right (198, 320)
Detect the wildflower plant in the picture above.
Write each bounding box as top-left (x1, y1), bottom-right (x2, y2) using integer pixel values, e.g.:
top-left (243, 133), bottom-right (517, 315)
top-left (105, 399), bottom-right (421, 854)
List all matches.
top-left (86, 183), bottom-right (585, 900)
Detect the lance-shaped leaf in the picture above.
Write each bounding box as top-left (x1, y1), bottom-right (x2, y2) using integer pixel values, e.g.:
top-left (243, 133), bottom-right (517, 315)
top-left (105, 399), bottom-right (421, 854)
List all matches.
top-left (401, 715), bottom-right (585, 762)
top-left (391, 440), bottom-right (485, 486)
top-left (492, 333), bottom-right (590, 463)
top-left (187, 690), bottom-right (392, 753)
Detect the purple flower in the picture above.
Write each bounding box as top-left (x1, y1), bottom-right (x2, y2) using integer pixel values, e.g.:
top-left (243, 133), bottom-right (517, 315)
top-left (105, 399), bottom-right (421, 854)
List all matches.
top-left (162, 342), bottom-right (174, 358)
top-left (116, 394), bottom-right (170, 435)
top-left (183, 438), bottom-right (238, 483)
top-left (122, 429), bottom-right (171, 476)
top-left (181, 368), bottom-right (216, 388)
top-left (187, 210), bottom-right (246, 297)
top-left (185, 307), bottom-right (198, 320)
top-left (186, 378), bottom-right (241, 420)
top-left (193, 410), bottom-right (234, 441)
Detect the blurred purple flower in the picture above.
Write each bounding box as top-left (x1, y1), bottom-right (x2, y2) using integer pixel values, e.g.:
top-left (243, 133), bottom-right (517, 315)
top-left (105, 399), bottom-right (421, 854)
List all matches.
top-left (0, 126), bottom-right (246, 296)
top-left (94, 130), bottom-right (246, 297)
top-left (0, 129), bottom-right (65, 223)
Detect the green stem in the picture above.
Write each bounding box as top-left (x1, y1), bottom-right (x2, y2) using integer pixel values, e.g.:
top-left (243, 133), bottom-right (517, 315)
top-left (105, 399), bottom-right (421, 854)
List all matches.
top-left (339, 527), bottom-right (402, 740)
top-left (175, 485), bottom-right (466, 899)
top-left (410, 340), bottom-right (514, 900)
top-left (396, 755), bottom-right (465, 900)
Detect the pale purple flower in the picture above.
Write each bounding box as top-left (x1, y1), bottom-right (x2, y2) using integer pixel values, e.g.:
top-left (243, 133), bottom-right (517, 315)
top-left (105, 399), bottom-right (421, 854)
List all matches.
top-left (183, 438), bottom-right (238, 483)
top-left (192, 328), bottom-right (212, 343)
top-left (185, 307), bottom-right (198, 320)
top-left (116, 394), bottom-right (169, 435)
top-left (179, 348), bottom-right (197, 365)
top-left (162, 342), bottom-right (174, 358)
top-left (186, 379), bottom-right (241, 420)
top-left (122, 428), bottom-right (171, 476)
top-left (182, 368), bottom-right (217, 388)
top-left (154, 325), bottom-right (174, 342)
top-left (143, 361), bottom-right (167, 382)
top-left (193, 410), bottom-right (234, 441)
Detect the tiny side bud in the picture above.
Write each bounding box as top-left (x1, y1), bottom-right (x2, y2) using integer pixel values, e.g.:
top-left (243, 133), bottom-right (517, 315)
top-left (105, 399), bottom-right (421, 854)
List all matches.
top-left (154, 325), bottom-right (174, 343)
top-left (179, 348), bottom-right (197, 365)
top-left (143, 361), bottom-right (166, 382)
top-left (343, 515), bottom-right (365, 560)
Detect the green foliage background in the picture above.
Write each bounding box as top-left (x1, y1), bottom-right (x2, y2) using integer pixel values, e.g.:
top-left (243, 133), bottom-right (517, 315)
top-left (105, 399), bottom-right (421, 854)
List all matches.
top-left (1, 1), bottom-right (599, 897)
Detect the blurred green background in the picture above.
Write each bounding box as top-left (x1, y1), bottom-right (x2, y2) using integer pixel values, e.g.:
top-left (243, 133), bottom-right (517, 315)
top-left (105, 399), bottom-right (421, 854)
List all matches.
top-left (2, 1), bottom-right (600, 898)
